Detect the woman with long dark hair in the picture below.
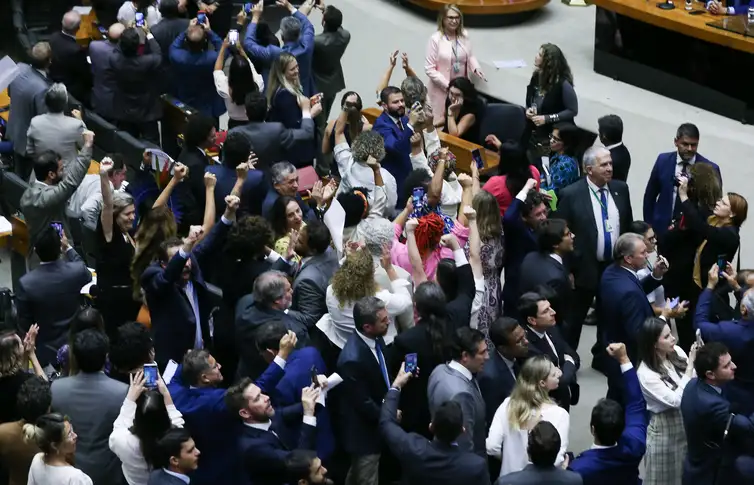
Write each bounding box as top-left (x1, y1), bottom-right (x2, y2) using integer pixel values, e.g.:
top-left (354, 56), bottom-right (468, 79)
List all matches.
top-left (270, 195), bottom-right (305, 264)
top-left (109, 370), bottom-right (184, 485)
top-left (321, 91), bottom-right (372, 155)
top-left (213, 34), bottom-right (263, 129)
top-left (482, 140), bottom-right (540, 217)
top-left (636, 317), bottom-right (696, 485)
top-left (441, 77), bottom-right (481, 143)
top-left (540, 122), bottom-right (580, 196)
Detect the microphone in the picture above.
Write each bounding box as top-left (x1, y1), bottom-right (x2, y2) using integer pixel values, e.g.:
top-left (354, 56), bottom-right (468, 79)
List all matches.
top-left (657, 0), bottom-right (676, 9)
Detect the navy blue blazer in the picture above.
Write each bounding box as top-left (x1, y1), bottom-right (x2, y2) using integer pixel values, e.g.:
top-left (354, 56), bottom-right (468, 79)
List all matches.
top-left (524, 325), bottom-right (580, 409)
top-left (372, 111), bottom-right (413, 206)
top-left (643, 151), bottom-right (720, 236)
top-left (336, 331), bottom-right (391, 455)
top-left (477, 350), bottom-right (518, 429)
top-left (695, 288), bottom-right (754, 414)
top-left (147, 469), bottom-right (189, 485)
top-left (205, 164), bottom-right (267, 217)
top-left (266, 89), bottom-right (316, 165)
top-left (168, 31), bottom-right (225, 118)
top-left (570, 367), bottom-right (648, 485)
top-left (379, 388), bottom-right (490, 485)
top-left (502, 197), bottom-right (538, 318)
top-left (681, 378), bottom-right (754, 485)
top-left (518, 251), bottom-right (572, 328)
top-left (141, 219), bottom-right (231, 367)
top-left (238, 418), bottom-right (316, 485)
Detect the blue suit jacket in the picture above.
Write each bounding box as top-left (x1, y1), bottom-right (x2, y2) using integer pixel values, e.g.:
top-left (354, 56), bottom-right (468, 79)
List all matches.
top-left (243, 11), bottom-right (316, 97)
top-left (372, 111), bottom-right (413, 206)
top-left (168, 31), bottom-right (226, 118)
top-left (570, 367), bottom-right (648, 485)
top-left (205, 164), bottom-right (267, 217)
top-left (681, 378), bottom-right (754, 485)
top-left (502, 197), bottom-right (538, 317)
top-left (695, 288), bottom-right (754, 414)
top-left (477, 351), bottom-right (517, 429)
top-left (167, 360), bottom-right (285, 485)
top-left (642, 151), bottom-right (720, 236)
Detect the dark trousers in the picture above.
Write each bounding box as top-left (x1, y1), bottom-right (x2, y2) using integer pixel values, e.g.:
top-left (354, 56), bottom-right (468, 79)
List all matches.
top-left (118, 120), bottom-right (160, 146)
top-left (674, 280), bottom-right (702, 352)
top-left (568, 285), bottom-right (597, 350)
top-left (13, 153), bottom-right (34, 182)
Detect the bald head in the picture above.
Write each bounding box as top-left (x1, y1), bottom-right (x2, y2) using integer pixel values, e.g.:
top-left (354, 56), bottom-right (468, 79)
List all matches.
top-left (186, 25), bottom-right (206, 43)
top-left (108, 23), bottom-right (125, 42)
top-left (30, 42), bottom-right (52, 70)
top-left (62, 11), bottom-right (81, 34)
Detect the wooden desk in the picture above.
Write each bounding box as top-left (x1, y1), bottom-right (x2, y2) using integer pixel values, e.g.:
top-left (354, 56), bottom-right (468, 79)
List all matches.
top-left (406, 0), bottom-right (550, 15)
top-left (362, 107), bottom-right (499, 175)
top-left (0, 89), bottom-right (9, 122)
top-left (592, 0), bottom-right (754, 121)
top-left (76, 11), bottom-right (102, 46)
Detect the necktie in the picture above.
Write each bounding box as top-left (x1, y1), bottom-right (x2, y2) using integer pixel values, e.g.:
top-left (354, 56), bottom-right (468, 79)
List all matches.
top-left (375, 338), bottom-right (390, 389)
top-left (397, 118), bottom-right (405, 131)
top-left (599, 188), bottom-right (612, 261)
top-left (673, 162), bottom-right (690, 220)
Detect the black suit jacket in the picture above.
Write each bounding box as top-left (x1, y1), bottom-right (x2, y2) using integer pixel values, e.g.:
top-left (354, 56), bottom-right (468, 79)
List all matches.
top-left (555, 178), bottom-right (633, 291)
top-left (176, 147), bottom-right (211, 229)
top-left (151, 17), bottom-right (191, 92)
top-left (48, 31), bottom-right (92, 105)
top-left (609, 144), bottom-right (631, 183)
top-left (238, 418), bottom-right (316, 485)
top-left (518, 252), bottom-right (572, 328)
top-left (109, 38), bottom-right (162, 122)
top-left (312, 28), bottom-right (351, 96)
top-left (524, 325), bottom-right (580, 410)
top-left (379, 388), bottom-right (490, 485)
top-left (477, 350), bottom-right (518, 429)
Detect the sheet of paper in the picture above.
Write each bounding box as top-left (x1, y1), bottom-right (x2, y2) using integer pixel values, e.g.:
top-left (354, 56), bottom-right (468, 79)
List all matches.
top-left (72, 6), bottom-right (92, 15)
top-left (163, 360), bottom-right (179, 384)
top-left (0, 57), bottom-right (20, 93)
top-left (326, 373), bottom-right (343, 389)
top-left (0, 216), bottom-right (12, 237)
top-left (493, 59), bottom-right (527, 69)
top-left (323, 200), bottom-right (346, 258)
top-left (80, 268), bottom-right (98, 295)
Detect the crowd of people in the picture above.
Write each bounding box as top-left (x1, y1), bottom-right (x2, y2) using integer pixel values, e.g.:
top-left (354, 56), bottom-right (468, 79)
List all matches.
top-left (1, 1), bottom-right (754, 485)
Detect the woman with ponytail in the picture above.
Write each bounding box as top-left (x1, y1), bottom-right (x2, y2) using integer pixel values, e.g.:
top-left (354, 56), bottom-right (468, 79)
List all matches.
top-left (486, 355), bottom-right (569, 478)
top-left (24, 413), bottom-right (92, 484)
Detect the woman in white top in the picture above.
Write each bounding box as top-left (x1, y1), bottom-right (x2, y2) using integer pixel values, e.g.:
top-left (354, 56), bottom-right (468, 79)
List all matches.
top-left (213, 35), bottom-right (264, 129)
top-left (486, 355), bottom-right (569, 477)
top-left (109, 370), bottom-right (185, 485)
top-left (23, 413), bottom-right (93, 485)
top-left (117, 0), bottom-right (162, 28)
top-left (637, 317), bottom-right (697, 485)
top-left (325, 246), bottom-right (412, 347)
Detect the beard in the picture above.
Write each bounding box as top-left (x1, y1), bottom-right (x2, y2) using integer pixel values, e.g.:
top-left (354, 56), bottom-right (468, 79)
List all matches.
top-left (387, 106), bottom-right (405, 118)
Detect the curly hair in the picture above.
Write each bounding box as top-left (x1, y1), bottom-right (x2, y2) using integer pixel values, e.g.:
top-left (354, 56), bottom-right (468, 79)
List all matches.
top-left (427, 148), bottom-right (457, 181)
top-left (130, 205), bottom-right (177, 300)
top-left (109, 322), bottom-right (154, 373)
top-left (537, 43), bottom-right (574, 94)
top-left (414, 213), bottom-right (445, 256)
top-left (0, 330), bottom-right (22, 378)
top-left (330, 249), bottom-right (377, 306)
top-left (356, 217), bottom-right (394, 257)
top-left (224, 215), bottom-right (274, 261)
top-left (401, 76), bottom-right (427, 109)
top-left (351, 130), bottom-right (386, 164)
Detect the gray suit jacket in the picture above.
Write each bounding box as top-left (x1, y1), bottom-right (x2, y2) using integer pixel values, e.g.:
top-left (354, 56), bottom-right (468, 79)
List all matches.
top-left (496, 464), bottom-right (583, 485)
top-left (51, 372), bottom-right (128, 485)
top-left (147, 469), bottom-right (188, 485)
top-left (312, 28), bottom-right (351, 97)
top-left (26, 112), bottom-right (86, 164)
top-left (20, 145), bottom-right (92, 248)
top-left (89, 39), bottom-right (119, 120)
top-left (427, 363), bottom-right (486, 457)
top-left (228, 119), bottom-right (315, 169)
top-left (292, 250), bottom-right (340, 329)
top-left (7, 64), bottom-right (50, 156)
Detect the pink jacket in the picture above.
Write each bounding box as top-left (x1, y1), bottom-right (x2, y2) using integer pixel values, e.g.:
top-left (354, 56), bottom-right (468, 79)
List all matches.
top-left (391, 221), bottom-right (470, 281)
top-left (424, 30), bottom-right (481, 121)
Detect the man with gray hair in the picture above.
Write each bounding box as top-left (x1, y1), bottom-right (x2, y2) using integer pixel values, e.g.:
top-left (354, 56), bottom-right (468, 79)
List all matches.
top-left (49, 10), bottom-right (92, 105)
top-left (262, 161), bottom-right (317, 221)
top-left (556, 144), bottom-right (633, 351)
top-left (244, 0), bottom-right (317, 96)
top-left (695, 264), bottom-right (754, 414)
top-left (7, 41), bottom-right (52, 179)
top-left (26, 83), bottom-right (86, 168)
top-left (599, 232), bottom-right (668, 402)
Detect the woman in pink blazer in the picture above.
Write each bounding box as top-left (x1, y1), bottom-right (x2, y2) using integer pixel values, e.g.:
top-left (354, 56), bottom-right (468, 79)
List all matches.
top-left (425, 4), bottom-right (486, 125)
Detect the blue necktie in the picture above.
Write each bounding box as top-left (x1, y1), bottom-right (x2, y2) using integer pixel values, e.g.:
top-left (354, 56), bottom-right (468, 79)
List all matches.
top-left (599, 188), bottom-right (612, 260)
top-left (375, 338), bottom-right (390, 389)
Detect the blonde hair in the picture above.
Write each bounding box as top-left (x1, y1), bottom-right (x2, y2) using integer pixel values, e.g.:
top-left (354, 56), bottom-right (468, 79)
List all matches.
top-left (472, 191), bottom-right (503, 242)
top-left (22, 413), bottom-right (69, 455)
top-left (330, 249), bottom-right (377, 306)
top-left (436, 4), bottom-right (465, 37)
top-left (506, 356), bottom-right (555, 430)
top-left (266, 52), bottom-right (303, 108)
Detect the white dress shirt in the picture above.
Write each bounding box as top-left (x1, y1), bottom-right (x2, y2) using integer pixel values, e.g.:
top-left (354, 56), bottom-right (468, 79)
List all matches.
top-left (334, 142), bottom-right (398, 212)
top-left (586, 177), bottom-right (620, 261)
top-left (637, 345), bottom-right (691, 414)
top-left (109, 399), bottom-right (185, 485)
top-left (637, 262), bottom-right (665, 306)
top-left (486, 398), bottom-right (570, 476)
top-left (448, 359), bottom-right (473, 382)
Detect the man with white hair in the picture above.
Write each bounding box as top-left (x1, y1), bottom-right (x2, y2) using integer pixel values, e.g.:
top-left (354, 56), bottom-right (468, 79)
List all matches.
top-left (555, 145), bottom-right (633, 352)
top-left (49, 10), bottom-right (92, 105)
top-left (25, 83), bottom-right (86, 168)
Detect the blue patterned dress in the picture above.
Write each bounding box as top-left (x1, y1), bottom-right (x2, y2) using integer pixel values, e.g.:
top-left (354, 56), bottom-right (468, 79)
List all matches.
top-left (540, 153), bottom-right (580, 195)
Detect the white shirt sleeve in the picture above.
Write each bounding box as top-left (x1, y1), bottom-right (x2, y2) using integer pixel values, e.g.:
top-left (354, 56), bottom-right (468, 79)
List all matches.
top-left (548, 406), bottom-right (570, 468)
top-left (638, 359), bottom-right (690, 411)
top-left (333, 142), bottom-right (355, 184)
top-left (108, 399), bottom-right (137, 457)
top-left (213, 70), bottom-right (230, 99)
top-left (424, 128), bottom-right (441, 155)
top-left (378, 282), bottom-right (413, 316)
top-left (486, 400), bottom-right (507, 458)
top-left (470, 277), bottom-right (486, 318)
top-left (166, 404), bottom-right (185, 427)
top-left (249, 60), bottom-right (264, 92)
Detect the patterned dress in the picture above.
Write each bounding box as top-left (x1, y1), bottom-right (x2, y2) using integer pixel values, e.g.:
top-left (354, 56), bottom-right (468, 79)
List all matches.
top-left (476, 234), bottom-right (505, 343)
top-left (540, 153), bottom-right (580, 196)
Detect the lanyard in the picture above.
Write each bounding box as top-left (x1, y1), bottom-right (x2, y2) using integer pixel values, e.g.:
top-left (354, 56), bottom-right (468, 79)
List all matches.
top-left (589, 185), bottom-right (608, 212)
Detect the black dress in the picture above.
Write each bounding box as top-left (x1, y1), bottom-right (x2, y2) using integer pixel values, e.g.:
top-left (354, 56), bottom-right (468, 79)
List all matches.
top-left (94, 218), bottom-right (140, 336)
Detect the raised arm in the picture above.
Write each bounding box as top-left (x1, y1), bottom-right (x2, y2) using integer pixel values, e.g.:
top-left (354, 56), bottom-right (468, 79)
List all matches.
top-left (45, 133), bottom-right (94, 206)
top-left (376, 50), bottom-right (398, 97)
top-left (152, 162), bottom-right (188, 209)
top-left (405, 219), bottom-right (427, 285)
top-left (99, 157), bottom-right (116, 243)
top-left (199, 173), bottom-right (217, 238)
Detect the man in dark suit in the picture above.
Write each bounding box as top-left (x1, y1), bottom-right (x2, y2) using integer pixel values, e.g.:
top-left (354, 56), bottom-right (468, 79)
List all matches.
top-left (599, 233), bottom-right (669, 401)
top-left (177, 114), bottom-right (217, 229)
top-left (696, 268), bottom-right (754, 415)
top-left (230, 92), bottom-right (316, 170)
top-left (496, 421), bottom-right (582, 485)
top-left (598, 114), bottom-right (631, 182)
top-left (681, 342), bottom-right (754, 485)
top-left (49, 11), bottom-right (92, 106)
top-left (519, 219), bottom-right (575, 329)
top-left (225, 375), bottom-right (321, 485)
top-left (312, 5), bottom-right (350, 121)
top-left (380, 365), bottom-right (490, 485)
top-left (556, 145), bottom-right (633, 351)
top-left (372, 86), bottom-right (423, 206)
top-left (205, 132), bottom-right (266, 217)
top-left (503, 179), bottom-right (548, 319)
top-left (285, 450), bottom-right (333, 485)
top-left (150, 0), bottom-right (190, 94)
top-left (141, 196), bottom-right (237, 369)
top-left (292, 221), bottom-right (339, 329)
top-left (336, 296), bottom-right (395, 485)
top-left (89, 23), bottom-right (124, 121)
top-left (643, 123), bottom-right (721, 238)
top-left (518, 292), bottom-right (580, 411)
top-left (15, 227), bottom-right (92, 368)
top-left (570, 343), bottom-right (648, 485)
top-left (7, 42), bottom-right (52, 180)
top-left (146, 428), bottom-right (201, 485)
top-left (109, 26), bottom-right (162, 144)
top-left (261, 161), bottom-right (317, 221)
